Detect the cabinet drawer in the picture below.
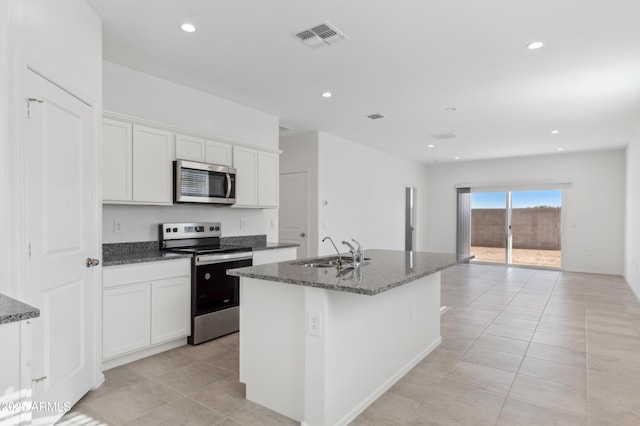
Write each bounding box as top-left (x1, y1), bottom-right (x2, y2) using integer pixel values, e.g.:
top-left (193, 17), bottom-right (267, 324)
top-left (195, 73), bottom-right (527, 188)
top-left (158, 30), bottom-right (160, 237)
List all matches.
top-left (103, 259), bottom-right (191, 288)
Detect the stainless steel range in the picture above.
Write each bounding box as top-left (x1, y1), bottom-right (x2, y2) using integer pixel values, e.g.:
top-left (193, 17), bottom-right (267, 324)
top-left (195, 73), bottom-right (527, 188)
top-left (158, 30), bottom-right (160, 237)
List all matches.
top-left (159, 222), bottom-right (253, 345)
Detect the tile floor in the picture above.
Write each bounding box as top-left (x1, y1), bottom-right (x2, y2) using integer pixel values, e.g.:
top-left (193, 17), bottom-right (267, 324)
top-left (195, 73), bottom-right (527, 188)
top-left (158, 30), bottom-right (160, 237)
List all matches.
top-left (57, 263), bottom-right (640, 425)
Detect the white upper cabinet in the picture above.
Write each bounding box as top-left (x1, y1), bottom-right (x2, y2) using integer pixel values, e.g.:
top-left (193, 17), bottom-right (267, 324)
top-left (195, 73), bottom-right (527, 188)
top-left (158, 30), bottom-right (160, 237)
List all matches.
top-left (233, 146), bottom-right (258, 207)
top-left (205, 139), bottom-right (233, 166)
top-left (175, 134), bottom-right (206, 162)
top-left (132, 125), bottom-right (175, 204)
top-left (103, 118), bottom-right (133, 202)
top-left (258, 151), bottom-right (279, 207)
top-left (103, 113), bottom-right (278, 208)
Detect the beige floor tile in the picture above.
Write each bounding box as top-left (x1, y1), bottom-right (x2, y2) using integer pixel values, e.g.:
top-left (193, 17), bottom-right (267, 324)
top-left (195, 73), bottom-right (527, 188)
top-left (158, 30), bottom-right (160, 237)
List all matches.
top-left (484, 323), bottom-right (535, 341)
top-left (491, 316), bottom-right (539, 330)
top-left (126, 349), bottom-right (197, 378)
top-left (448, 360), bottom-right (515, 394)
top-left (532, 329), bottom-right (586, 352)
top-left (510, 374), bottom-right (587, 416)
top-left (403, 380), bottom-right (505, 426)
top-left (518, 356), bottom-right (586, 388)
top-left (587, 330), bottom-right (640, 360)
top-left (462, 345), bottom-right (524, 373)
top-left (154, 360), bottom-right (233, 395)
top-left (123, 397), bottom-right (225, 426)
top-left (357, 391), bottom-right (420, 423)
top-left (474, 334), bottom-right (530, 355)
top-left (525, 342), bottom-right (586, 368)
top-left (203, 349), bottom-right (240, 373)
top-left (84, 379), bottom-right (182, 425)
top-left (56, 401), bottom-right (110, 426)
top-left (496, 397), bottom-right (587, 426)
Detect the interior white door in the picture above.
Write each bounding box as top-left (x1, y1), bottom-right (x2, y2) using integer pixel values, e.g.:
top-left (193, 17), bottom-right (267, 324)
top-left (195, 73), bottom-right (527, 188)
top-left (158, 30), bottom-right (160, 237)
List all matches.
top-left (279, 172), bottom-right (309, 258)
top-left (25, 69), bottom-right (96, 425)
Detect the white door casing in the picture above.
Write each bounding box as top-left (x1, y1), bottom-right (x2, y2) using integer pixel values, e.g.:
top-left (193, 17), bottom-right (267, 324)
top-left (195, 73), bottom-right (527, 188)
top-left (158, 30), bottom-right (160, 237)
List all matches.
top-left (25, 69), bottom-right (96, 424)
top-left (279, 172), bottom-right (309, 259)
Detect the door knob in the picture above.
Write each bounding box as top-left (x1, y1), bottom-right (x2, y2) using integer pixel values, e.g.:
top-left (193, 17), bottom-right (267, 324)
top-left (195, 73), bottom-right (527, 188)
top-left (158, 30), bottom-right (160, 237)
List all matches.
top-left (86, 258), bottom-right (100, 267)
top-left (300, 233), bottom-right (306, 237)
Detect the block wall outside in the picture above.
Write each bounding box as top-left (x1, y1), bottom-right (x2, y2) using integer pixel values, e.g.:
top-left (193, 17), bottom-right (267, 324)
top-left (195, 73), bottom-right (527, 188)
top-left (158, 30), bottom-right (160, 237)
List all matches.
top-left (471, 208), bottom-right (561, 250)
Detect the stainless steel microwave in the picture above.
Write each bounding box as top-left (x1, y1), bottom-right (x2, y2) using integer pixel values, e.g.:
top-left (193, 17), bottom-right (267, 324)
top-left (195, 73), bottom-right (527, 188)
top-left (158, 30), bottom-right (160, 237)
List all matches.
top-left (174, 160), bottom-right (236, 205)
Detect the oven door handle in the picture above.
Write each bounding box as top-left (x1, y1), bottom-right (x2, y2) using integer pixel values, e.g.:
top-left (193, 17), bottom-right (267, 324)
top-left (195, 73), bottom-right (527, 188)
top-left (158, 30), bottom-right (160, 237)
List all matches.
top-left (225, 173), bottom-right (232, 198)
top-left (196, 252), bottom-right (253, 265)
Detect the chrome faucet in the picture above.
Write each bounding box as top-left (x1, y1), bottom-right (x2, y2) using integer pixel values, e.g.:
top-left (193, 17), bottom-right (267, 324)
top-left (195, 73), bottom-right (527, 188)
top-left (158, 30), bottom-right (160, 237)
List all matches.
top-left (342, 240), bottom-right (357, 266)
top-left (352, 238), bottom-right (364, 263)
top-left (342, 239), bottom-right (364, 267)
top-left (322, 236), bottom-right (342, 266)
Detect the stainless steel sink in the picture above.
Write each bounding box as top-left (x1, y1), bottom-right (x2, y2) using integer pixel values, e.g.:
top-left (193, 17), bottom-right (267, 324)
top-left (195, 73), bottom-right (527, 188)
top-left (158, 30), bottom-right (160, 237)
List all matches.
top-left (295, 256), bottom-right (371, 268)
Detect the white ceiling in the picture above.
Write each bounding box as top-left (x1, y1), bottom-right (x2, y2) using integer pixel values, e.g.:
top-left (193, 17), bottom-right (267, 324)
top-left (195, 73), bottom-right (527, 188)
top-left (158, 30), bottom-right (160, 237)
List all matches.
top-left (86, 0), bottom-right (640, 164)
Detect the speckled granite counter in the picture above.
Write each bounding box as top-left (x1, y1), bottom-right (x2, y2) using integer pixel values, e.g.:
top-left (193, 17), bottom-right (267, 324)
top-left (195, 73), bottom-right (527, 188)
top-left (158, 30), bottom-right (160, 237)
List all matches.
top-left (228, 249), bottom-right (472, 295)
top-left (103, 237), bottom-right (297, 266)
top-left (0, 294), bottom-right (40, 324)
top-left (103, 241), bottom-right (191, 267)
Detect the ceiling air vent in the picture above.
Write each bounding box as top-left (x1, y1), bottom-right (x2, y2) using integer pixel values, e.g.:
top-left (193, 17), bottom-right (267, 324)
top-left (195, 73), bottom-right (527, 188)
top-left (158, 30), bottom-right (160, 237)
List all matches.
top-left (366, 113), bottom-right (385, 120)
top-left (430, 132), bottom-right (458, 140)
top-left (294, 22), bottom-right (347, 48)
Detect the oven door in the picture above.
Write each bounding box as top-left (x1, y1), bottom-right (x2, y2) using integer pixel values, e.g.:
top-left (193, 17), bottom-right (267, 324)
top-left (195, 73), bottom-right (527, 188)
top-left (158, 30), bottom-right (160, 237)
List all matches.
top-left (193, 253), bottom-right (252, 316)
top-left (175, 160), bottom-right (236, 205)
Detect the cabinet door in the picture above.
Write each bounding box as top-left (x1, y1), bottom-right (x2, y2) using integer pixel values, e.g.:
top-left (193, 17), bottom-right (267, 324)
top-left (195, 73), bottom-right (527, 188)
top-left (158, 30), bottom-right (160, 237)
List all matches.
top-left (175, 134), bottom-right (206, 162)
top-left (252, 247), bottom-right (297, 265)
top-left (151, 276), bottom-right (190, 344)
top-left (205, 139), bottom-right (232, 166)
top-left (233, 146), bottom-right (258, 206)
top-left (132, 125), bottom-right (175, 204)
top-left (102, 118), bottom-right (133, 201)
top-left (258, 151), bottom-right (279, 207)
top-left (103, 283), bottom-right (151, 359)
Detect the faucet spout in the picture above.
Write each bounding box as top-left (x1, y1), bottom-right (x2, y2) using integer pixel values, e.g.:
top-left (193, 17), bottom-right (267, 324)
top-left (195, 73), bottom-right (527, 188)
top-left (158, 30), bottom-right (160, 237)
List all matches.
top-left (322, 236), bottom-right (342, 266)
top-left (342, 241), bottom-right (357, 267)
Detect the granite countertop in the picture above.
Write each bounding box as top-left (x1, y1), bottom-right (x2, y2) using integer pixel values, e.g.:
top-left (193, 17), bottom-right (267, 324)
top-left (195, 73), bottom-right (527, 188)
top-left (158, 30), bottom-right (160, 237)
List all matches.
top-left (228, 249), bottom-right (473, 296)
top-left (103, 237), bottom-right (299, 267)
top-left (0, 294), bottom-right (40, 325)
top-left (103, 251), bottom-right (192, 267)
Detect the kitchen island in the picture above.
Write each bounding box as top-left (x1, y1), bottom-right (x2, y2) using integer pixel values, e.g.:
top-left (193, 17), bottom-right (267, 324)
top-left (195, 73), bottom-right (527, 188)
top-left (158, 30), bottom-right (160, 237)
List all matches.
top-left (228, 249), bottom-right (472, 426)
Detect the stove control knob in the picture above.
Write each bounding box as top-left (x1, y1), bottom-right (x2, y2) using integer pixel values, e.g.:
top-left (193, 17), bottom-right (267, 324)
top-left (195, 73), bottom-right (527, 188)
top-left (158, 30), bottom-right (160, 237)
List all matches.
top-left (173, 228), bottom-right (178, 232)
top-left (165, 228), bottom-right (171, 232)
top-left (210, 227), bottom-right (214, 231)
top-left (215, 226), bottom-right (220, 231)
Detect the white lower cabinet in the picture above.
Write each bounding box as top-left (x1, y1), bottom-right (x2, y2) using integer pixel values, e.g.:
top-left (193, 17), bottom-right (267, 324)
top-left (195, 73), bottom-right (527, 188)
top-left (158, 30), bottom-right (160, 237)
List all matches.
top-left (151, 277), bottom-right (190, 344)
top-left (252, 247), bottom-right (297, 265)
top-left (102, 259), bottom-right (190, 369)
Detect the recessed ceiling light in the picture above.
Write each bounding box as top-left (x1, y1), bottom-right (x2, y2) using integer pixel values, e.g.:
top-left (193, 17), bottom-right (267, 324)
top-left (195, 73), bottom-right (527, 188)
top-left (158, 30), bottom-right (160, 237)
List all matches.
top-left (551, 129), bottom-right (560, 134)
top-left (446, 107), bottom-right (457, 112)
top-left (321, 91), bottom-right (332, 98)
top-left (526, 41), bottom-right (544, 50)
top-left (180, 23), bottom-right (196, 33)
top-left (557, 147), bottom-right (565, 151)
top-left (427, 144), bottom-right (435, 148)
top-left (454, 156), bottom-right (461, 160)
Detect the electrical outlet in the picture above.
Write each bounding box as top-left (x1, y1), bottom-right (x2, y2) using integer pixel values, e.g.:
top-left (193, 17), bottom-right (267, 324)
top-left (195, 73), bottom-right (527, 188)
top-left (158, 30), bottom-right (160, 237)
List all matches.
top-left (307, 311), bottom-right (322, 336)
top-left (113, 219), bottom-right (123, 234)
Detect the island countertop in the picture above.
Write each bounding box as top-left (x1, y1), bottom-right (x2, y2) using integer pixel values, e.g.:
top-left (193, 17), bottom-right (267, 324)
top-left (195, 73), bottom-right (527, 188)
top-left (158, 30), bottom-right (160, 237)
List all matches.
top-left (228, 249), bottom-right (473, 295)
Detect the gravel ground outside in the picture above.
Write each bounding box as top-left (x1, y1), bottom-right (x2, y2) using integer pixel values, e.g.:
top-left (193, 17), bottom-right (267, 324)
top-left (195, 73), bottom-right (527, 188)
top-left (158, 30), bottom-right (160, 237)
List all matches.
top-left (471, 246), bottom-right (561, 268)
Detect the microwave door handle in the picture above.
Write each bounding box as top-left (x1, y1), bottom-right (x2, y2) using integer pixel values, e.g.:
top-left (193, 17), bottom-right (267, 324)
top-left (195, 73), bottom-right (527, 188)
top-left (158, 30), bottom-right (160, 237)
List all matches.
top-left (225, 173), bottom-right (231, 198)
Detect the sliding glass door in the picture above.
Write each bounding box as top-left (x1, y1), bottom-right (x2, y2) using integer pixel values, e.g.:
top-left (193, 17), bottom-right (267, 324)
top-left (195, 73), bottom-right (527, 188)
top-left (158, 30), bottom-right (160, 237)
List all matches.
top-left (470, 189), bottom-right (562, 268)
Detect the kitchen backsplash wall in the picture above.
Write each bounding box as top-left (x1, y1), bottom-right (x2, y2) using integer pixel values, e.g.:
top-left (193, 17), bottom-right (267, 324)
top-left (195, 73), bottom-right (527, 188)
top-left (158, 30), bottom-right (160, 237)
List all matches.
top-left (103, 204), bottom-right (278, 243)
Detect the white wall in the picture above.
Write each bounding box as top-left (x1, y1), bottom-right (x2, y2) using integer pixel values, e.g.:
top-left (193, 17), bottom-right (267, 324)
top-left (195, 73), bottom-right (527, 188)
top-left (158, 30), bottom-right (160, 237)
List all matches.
top-left (103, 61), bottom-right (278, 149)
top-left (103, 205), bottom-right (277, 243)
top-left (102, 61), bottom-right (280, 243)
top-left (279, 132), bottom-right (319, 256)
top-left (317, 132), bottom-right (430, 255)
top-left (3, 0), bottom-right (102, 297)
top-left (426, 150), bottom-right (626, 275)
top-left (625, 129), bottom-right (640, 297)
top-left (0, 0), bottom-right (9, 295)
